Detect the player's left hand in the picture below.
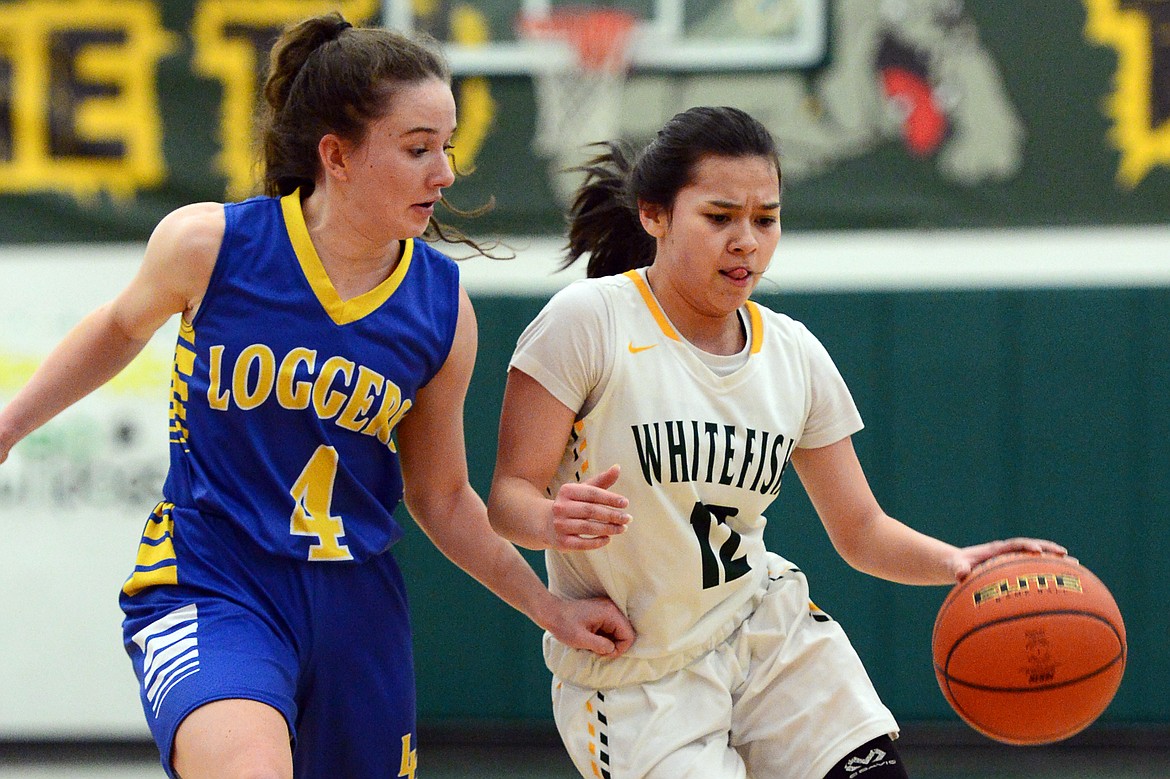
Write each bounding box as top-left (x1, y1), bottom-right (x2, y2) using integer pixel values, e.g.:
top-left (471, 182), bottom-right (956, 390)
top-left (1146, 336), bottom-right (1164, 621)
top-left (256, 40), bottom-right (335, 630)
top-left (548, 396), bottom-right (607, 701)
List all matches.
top-left (547, 596), bottom-right (635, 659)
top-left (549, 464), bottom-right (632, 551)
top-left (951, 538), bottom-right (1073, 582)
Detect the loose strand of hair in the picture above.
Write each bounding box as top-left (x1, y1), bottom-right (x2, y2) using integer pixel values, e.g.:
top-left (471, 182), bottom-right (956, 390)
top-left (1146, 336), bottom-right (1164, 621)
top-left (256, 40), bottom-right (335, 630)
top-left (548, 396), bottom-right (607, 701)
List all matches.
top-left (423, 195), bottom-right (514, 260)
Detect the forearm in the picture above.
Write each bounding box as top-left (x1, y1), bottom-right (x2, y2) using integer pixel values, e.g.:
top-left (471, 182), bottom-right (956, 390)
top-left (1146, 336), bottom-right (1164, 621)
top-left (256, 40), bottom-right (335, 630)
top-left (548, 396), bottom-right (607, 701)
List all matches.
top-left (796, 441), bottom-right (1064, 587)
top-left (0, 304), bottom-right (149, 453)
top-left (486, 474), bottom-right (554, 550)
top-left (413, 485), bottom-right (562, 629)
top-left (834, 511), bottom-right (961, 586)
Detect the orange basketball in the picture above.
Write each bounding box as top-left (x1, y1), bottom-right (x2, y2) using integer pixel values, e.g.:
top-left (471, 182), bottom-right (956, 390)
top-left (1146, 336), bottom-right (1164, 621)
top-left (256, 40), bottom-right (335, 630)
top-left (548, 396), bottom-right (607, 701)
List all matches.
top-left (932, 553), bottom-right (1126, 745)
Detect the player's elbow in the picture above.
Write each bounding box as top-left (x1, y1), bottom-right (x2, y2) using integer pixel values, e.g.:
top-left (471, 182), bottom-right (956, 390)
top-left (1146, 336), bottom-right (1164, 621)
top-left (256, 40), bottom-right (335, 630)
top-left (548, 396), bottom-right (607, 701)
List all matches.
top-left (486, 478), bottom-right (545, 551)
top-left (485, 489), bottom-right (520, 542)
top-left (824, 508), bottom-right (889, 576)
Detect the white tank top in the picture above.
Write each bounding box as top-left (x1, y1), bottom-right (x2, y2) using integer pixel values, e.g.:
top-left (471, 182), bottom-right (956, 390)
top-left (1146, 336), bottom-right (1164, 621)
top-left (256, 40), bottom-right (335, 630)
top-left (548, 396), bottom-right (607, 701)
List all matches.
top-left (510, 268), bottom-right (863, 688)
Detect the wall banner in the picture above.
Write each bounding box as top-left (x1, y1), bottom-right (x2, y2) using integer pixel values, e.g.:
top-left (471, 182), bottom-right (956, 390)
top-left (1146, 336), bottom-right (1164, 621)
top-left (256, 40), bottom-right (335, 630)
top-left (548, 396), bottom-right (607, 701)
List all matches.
top-left (0, 0), bottom-right (1167, 242)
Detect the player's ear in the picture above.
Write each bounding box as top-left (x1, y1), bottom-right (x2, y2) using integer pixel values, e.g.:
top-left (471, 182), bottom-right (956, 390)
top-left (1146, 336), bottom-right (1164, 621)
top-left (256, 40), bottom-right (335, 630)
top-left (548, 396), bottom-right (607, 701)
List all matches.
top-left (318, 133), bottom-right (352, 182)
top-left (638, 200), bottom-right (667, 238)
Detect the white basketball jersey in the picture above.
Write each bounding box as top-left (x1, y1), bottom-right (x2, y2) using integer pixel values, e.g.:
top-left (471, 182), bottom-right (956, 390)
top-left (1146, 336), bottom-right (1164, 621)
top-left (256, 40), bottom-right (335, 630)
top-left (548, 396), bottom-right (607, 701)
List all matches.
top-left (514, 269), bottom-right (863, 689)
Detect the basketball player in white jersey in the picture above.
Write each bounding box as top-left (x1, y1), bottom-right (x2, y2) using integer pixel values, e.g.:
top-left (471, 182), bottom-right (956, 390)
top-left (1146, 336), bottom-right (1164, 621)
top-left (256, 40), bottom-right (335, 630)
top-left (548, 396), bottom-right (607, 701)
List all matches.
top-left (487, 106), bottom-right (1067, 778)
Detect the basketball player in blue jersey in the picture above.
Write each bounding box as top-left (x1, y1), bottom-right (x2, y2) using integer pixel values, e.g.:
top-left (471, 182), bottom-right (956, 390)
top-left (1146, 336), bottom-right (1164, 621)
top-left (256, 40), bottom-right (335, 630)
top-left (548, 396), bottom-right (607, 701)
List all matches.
top-left (0, 13), bottom-right (632, 779)
top-left (488, 106), bottom-right (1068, 779)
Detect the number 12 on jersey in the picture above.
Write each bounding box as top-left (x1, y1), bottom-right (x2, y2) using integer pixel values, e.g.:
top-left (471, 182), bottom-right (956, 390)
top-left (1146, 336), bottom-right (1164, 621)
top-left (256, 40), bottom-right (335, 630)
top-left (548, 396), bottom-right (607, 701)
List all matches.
top-left (689, 501), bottom-right (751, 589)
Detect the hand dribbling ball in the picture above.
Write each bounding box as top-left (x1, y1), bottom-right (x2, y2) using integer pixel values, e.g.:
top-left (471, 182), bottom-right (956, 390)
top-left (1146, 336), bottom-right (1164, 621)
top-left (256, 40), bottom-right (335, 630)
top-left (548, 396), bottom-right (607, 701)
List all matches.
top-left (932, 553), bottom-right (1126, 745)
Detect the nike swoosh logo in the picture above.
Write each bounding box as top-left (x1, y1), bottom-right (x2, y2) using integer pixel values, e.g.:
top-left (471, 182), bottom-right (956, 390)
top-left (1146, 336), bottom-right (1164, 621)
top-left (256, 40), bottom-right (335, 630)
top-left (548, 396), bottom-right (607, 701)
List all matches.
top-left (628, 342), bottom-right (658, 354)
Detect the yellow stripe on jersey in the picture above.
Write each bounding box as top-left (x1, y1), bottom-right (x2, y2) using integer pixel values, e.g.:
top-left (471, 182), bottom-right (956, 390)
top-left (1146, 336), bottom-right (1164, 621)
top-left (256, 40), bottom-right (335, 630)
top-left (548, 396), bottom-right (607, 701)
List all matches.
top-left (745, 301), bottom-right (765, 354)
top-left (571, 420), bottom-right (590, 479)
top-left (624, 270), bottom-right (680, 341)
top-left (122, 502), bottom-right (178, 597)
top-left (281, 189), bottom-right (414, 326)
top-left (626, 269), bottom-right (764, 353)
top-left (169, 320), bottom-right (196, 449)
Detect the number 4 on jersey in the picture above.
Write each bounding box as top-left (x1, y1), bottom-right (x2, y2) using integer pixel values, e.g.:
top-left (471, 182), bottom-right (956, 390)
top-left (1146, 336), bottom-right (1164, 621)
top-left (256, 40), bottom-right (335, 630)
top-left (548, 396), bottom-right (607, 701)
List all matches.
top-left (690, 501), bottom-right (751, 589)
top-left (289, 445), bottom-right (354, 561)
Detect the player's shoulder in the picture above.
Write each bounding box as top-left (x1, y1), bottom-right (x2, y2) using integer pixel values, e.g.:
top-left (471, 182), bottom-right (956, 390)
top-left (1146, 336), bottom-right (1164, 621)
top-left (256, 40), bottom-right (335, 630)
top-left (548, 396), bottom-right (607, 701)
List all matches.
top-left (153, 201), bottom-right (225, 243)
top-left (749, 299), bottom-right (811, 338)
top-left (407, 239), bottom-right (460, 285)
top-left (516, 276), bottom-right (615, 345)
top-left (546, 274), bottom-right (616, 310)
top-left (146, 201), bottom-right (226, 269)
top-left (748, 300), bottom-right (836, 365)
top-left (411, 237), bottom-right (457, 265)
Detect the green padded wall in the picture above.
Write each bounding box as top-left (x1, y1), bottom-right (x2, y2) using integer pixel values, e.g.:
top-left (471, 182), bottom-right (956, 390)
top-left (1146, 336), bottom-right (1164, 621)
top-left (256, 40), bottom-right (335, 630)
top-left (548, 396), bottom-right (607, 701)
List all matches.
top-left (399, 288), bottom-right (1170, 726)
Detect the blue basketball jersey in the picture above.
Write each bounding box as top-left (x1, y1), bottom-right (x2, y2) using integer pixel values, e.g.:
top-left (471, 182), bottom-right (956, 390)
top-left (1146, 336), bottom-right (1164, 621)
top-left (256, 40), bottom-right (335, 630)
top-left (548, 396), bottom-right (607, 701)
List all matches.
top-left (125, 191), bottom-right (459, 591)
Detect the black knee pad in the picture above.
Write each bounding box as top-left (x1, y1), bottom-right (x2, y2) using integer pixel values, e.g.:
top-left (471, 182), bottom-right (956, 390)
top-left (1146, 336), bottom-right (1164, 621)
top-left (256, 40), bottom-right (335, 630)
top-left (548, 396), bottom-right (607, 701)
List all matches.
top-left (823, 734), bottom-right (909, 779)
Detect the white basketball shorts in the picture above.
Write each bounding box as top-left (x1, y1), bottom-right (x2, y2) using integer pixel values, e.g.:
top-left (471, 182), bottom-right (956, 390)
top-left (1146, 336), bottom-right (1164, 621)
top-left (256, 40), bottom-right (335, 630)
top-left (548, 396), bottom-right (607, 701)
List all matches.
top-left (551, 559), bottom-right (899, 779)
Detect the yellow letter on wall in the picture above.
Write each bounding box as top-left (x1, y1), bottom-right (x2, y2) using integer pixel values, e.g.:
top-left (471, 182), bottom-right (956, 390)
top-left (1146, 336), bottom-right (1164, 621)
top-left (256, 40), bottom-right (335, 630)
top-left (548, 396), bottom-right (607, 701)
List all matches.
top-left (0, 0), bottom-right (177, 199)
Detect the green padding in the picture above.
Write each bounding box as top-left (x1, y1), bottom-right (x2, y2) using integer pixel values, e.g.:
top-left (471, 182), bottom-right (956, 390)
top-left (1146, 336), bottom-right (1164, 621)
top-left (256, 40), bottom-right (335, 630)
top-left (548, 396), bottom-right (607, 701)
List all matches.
top-left (401, 289), bottom-right (1170, 725)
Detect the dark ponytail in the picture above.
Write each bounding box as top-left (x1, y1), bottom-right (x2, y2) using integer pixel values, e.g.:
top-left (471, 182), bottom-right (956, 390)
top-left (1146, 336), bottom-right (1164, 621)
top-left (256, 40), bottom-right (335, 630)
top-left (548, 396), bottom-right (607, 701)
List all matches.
top-left (564, 106), bottom-right (782, 278)
top-left (564, 142), bottom-right (655, 277)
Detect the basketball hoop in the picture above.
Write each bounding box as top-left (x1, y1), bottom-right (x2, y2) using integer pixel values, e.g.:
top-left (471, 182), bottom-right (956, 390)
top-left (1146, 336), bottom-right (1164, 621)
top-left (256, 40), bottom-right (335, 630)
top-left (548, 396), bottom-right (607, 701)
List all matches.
top-left (517, 7), bottom-right (641, 203)
top-left (516, 7), bottom-right (639, 74)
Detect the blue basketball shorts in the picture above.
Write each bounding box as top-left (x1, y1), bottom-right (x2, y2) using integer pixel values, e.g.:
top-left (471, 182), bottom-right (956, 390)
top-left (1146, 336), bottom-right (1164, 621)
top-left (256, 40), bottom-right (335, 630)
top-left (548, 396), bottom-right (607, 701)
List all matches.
top-left (119, 504), bottom-right (418, 779)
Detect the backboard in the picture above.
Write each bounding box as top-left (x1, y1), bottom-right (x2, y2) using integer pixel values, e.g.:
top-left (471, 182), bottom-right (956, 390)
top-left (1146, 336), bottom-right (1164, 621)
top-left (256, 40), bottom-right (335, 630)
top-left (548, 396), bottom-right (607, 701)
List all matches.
top-left (385, 0), bottom-right (829, 75)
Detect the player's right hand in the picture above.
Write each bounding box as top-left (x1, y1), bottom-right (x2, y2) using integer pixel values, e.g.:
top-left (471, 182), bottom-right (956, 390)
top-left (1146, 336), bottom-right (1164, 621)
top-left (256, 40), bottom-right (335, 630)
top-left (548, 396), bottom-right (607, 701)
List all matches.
top-left (550, 464), bottom-right (632, 551)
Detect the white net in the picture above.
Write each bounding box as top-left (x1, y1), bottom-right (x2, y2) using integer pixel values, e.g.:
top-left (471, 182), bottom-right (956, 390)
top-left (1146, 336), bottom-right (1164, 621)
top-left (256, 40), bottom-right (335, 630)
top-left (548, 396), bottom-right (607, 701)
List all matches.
top-left (518, 9), bottom-right (639, 202)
